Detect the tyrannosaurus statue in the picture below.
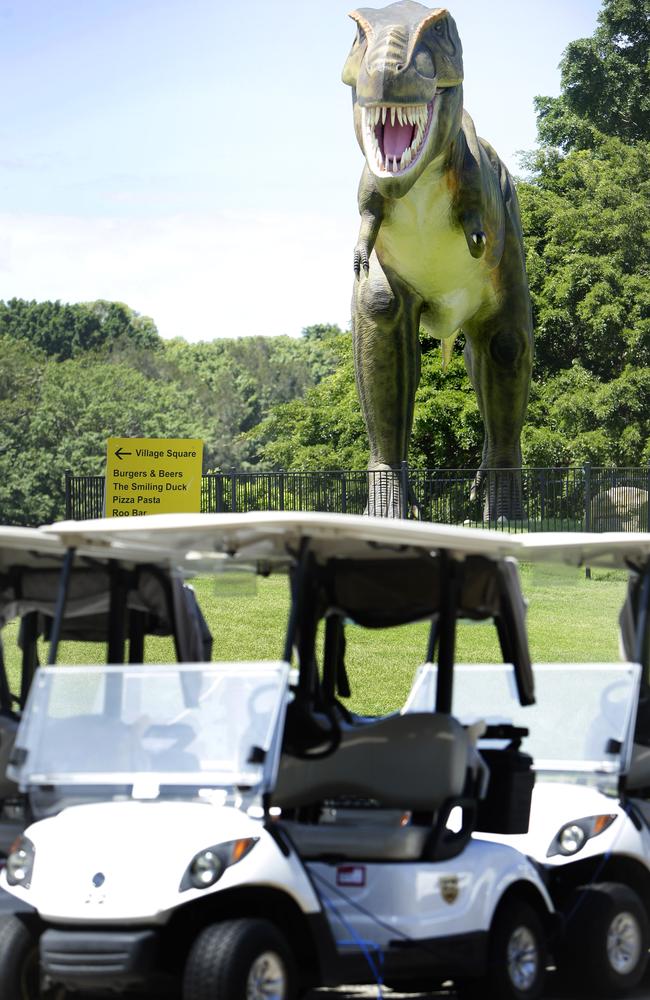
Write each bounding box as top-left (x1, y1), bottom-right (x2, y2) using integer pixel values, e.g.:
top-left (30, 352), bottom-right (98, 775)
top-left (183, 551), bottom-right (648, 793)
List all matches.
top-left (342, 0), bottom-right (533, 519)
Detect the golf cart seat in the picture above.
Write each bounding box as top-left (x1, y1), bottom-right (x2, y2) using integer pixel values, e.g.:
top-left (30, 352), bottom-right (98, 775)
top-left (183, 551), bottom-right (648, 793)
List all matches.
top-left (274, 711), bottom-right (475, 861)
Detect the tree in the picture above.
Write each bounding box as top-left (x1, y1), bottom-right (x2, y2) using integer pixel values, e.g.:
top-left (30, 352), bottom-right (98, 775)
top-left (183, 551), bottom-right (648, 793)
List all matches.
top-left (0, 299), bottom-right (161, 359)
top-left (535, 0), bottom-right (650, 150)
top-left (518, 135), bottom-right (650, 379)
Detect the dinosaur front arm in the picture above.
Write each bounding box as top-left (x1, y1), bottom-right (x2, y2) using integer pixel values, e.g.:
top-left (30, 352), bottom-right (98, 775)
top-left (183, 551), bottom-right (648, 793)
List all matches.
top-left (354, 168), bottom-right (384, 278)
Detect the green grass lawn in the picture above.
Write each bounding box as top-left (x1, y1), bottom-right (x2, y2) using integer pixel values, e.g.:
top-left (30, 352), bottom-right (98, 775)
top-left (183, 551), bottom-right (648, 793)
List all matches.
top-left (2, 564), bottom-right (627, 716)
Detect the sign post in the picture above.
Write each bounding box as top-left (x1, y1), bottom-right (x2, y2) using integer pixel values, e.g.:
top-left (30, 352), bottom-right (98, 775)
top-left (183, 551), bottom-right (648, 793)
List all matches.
top-left (105, 438), bottom-right (203, 517)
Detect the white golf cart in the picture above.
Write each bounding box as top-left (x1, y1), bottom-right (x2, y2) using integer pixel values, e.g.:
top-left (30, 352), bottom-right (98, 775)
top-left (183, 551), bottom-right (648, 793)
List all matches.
top-left (470, 532), bottom-right (650, 998)
top-left (403, 531), bottom-right (650, 997)
top-left (0, 513), bottom-right (556, 999)
top-left (0, 524), bottom-right (212, 861)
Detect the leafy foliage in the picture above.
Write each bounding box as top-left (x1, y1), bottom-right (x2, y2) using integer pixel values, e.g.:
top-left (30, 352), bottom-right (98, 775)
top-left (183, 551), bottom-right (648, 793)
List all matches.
top-left (0, 309), bottom-right (345, 523)
top-left (0, 298), bottom-right (160, 359)
top-left (519, 135), bottom-right (650, 380)
top-left (1, 1), bottom-right (648, 524)
top-left (535, 0), bottom-right (650, 149)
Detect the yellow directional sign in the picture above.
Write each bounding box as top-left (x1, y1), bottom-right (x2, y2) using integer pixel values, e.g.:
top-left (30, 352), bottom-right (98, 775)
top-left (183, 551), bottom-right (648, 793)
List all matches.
top-left (105, 437), bottom-right (203, 517)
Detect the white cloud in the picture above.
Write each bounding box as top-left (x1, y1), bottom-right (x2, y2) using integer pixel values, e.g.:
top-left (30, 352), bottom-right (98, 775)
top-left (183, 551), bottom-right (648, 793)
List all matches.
top-left (0, 211), bottom-right (357, 340)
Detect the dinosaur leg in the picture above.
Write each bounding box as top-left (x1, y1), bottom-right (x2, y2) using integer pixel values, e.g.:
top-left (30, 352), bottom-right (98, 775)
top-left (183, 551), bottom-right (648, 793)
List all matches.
top-left (464, 316), bottom-right (532, 522)
top-left (352, 255), bottom-right (422, 517)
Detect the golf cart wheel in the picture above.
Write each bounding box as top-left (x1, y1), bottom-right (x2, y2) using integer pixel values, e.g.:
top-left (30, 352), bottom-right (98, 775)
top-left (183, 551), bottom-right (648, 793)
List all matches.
top-left (183, 917), bottom-right (296, 1000)
top-left (457, 899), bottom-right (546, 1000)
top-left (558, 881), bottom-right (649, 996)
top-left (0, 914), bottom-right (40, 1000)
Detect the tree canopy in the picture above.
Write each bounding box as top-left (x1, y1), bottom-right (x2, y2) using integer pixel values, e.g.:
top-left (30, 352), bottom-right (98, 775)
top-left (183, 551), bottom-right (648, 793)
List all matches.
top-left (0, 0), bottom-right (647, 526)
top-left (535, 0), bottom-right (650, 149)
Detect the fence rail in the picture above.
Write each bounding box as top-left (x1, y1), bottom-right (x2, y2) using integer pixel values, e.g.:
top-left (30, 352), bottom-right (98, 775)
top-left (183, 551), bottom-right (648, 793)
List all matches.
top-left (64, 466), bottom-right (650, 533)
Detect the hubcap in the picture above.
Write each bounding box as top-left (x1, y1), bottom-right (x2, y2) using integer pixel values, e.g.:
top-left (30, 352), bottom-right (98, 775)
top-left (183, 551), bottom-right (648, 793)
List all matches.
top-left (507, 924), bottom-right (539, 992)
top-left (607, 911), bottom-right (642, 976)
top-left (246, 950), bottom-right (286, 1000)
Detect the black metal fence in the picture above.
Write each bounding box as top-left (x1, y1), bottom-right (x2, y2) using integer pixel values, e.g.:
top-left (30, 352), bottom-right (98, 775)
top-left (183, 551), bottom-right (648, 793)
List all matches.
top-left (64, 465), bottom-right (650, 533)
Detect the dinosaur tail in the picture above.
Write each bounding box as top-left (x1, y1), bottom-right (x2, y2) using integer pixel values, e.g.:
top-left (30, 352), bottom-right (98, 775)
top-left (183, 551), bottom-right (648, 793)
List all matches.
top-left (441, 331), bottom-right (459, 370)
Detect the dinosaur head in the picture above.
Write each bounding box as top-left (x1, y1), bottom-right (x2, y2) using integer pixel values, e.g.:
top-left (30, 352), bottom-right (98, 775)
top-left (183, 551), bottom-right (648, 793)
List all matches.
top-left (342, 1), bottom-right (464, 196)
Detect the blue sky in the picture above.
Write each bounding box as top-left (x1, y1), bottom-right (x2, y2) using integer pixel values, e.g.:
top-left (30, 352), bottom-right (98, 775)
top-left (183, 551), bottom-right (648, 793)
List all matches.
top-left (0, 0), bottom-right (602, 341)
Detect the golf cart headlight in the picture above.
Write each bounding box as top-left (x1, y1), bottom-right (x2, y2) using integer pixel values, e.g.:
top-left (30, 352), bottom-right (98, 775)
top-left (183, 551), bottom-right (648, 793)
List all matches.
top-left (559, 824), bottom-right (586, 854)
top-left (190, 850), bottom-right (224, 888)
top-left (6, 835), bottom-right (35, 889)
top-left (180, 837), bottom-right (257, 892)
top-left (547, 814), bottom-right (617, 858)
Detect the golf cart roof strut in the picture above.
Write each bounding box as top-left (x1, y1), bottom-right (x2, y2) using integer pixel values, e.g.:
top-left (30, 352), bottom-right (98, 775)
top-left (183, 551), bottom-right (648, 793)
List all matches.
top-left (282, 536), bottom-right (311, 666)
top-left (436, 550), bottom-right (460, 714)
top-left (635, 565), bottom-right (650, 666)
top-left (47, 546), bottom-right (76, 665)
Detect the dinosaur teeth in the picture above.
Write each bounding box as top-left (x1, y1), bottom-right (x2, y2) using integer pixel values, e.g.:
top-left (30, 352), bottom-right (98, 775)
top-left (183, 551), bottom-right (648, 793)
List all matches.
top-left (363, 103), bottom-right (431, 175)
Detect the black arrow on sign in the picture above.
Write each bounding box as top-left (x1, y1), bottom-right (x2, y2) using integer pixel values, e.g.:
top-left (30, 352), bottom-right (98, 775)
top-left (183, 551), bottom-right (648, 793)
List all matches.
top-left (114, 447), bottom-right (132, 461)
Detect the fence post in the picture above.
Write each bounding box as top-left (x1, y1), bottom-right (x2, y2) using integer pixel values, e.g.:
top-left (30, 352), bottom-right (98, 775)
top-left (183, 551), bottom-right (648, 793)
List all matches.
top-left (584, 463), bottom-right (592, 532)
top-left (64, 470), bottom-right (72, 520)
top-left (400, 461), bottom-right (409, 519)
top-left (584, 462), bottom-right (592, 579)
top-left (341, 473), bottom-right (347, 514)
top-left (231, 472), bottom-right (237, 513)
top-left (279, 472), bottom-right (285, 512)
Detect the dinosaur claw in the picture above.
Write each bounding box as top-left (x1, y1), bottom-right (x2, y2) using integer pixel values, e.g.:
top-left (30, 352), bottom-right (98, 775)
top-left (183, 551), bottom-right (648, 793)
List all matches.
top-left (354, 245), bottom-right (370, 278)
top-left (468, 231), bottom-right (487, 258)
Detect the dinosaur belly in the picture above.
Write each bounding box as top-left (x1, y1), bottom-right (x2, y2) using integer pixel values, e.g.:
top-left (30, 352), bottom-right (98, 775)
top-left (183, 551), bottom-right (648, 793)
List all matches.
top-left (376, 179), bottom-right (496, 340)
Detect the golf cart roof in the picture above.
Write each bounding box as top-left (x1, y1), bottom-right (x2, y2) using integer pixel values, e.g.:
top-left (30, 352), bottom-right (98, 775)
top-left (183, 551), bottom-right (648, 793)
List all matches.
top-left (46, 512), bottom-right (522, 567)
top-left (519, 533), bottom-right (650, 571)
top-left (0, 526), bottom-right (68, 571)
top-left (44, 513), bottom-right (534, 709)
top-left (0, 525), bottom-right (211, 668)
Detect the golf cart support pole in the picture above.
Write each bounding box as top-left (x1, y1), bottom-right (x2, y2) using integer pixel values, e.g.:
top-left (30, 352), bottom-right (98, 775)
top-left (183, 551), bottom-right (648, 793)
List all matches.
top-left (435, 551), bottom-right (461, 714)
top-left (282, 537), bottom-right (311, 666)
top-left (635, 565), bottom-right (650, 666)
top-left (47, 547), bottom-right (76, 665)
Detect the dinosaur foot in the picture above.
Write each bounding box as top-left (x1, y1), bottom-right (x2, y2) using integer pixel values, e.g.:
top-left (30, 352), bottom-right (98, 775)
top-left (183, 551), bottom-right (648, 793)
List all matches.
top-left (365, 465), bottom-right (405, 519)
top-left (472, 468), bottom-right (525, 525)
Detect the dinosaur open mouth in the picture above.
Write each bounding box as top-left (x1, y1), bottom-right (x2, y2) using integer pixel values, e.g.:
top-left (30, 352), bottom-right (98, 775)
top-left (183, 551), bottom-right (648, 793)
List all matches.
top-left (362, 101), bottom-right (434, 175)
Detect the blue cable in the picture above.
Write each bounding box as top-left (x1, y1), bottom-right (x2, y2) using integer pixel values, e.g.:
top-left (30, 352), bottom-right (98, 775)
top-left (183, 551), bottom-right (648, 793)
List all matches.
top-left (311, 872), bottom-right (385, 998)
top-left (311, 868), bottom-right (417, 945)
top-left (563, 799), bottom-right (634, 925)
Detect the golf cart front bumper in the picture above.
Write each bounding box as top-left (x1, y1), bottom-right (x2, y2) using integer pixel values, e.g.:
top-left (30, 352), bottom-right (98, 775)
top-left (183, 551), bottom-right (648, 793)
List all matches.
top-left (40, 928), bottom-right (163, 992)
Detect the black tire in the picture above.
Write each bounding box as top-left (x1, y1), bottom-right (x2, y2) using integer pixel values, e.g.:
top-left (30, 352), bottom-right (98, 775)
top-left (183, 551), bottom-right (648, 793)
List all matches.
top-left (0, 915), bottom-right (40, 1000)
top-left (457, 899), bottom-right (547, 1000)
top-left (557, 881), bottom-right (649, 996)
top-left (183, 918), bottom-right (296, 1000)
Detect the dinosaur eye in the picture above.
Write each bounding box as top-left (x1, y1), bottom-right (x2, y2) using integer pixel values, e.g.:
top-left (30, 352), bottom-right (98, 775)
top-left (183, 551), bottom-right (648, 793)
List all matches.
top-left (434, 22), bottom-right (443, 32)
top-left (356, 25), bottom-right (366, 46)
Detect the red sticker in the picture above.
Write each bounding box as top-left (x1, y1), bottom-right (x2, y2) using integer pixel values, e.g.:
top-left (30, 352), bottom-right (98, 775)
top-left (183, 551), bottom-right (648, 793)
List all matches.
top-left (336, 865), bottom-right (366, 887)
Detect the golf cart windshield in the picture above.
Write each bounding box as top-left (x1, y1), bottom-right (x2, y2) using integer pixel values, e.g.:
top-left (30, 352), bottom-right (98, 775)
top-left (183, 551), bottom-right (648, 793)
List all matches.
top-left (9, 662), bottom-right (289, 796)
top-left (405, 662), bottom-right (641, 781)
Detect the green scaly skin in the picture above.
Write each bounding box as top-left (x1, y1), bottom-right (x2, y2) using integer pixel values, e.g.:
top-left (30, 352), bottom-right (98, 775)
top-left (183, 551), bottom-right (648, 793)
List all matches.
top-left (342, 1), bottom-right (533, 519)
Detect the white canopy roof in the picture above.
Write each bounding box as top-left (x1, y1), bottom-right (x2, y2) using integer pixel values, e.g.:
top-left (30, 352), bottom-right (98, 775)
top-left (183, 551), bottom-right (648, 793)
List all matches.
top-left (44, 511), bottom-right (523, 568)
top-left (3, 513), bottom-right (645, 573)
top-left (519, 532), bottom-right (650, 570)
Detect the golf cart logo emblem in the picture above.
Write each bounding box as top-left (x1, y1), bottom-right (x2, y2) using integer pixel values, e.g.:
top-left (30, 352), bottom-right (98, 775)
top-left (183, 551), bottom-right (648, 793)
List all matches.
top-left (440, 875), bottom-right (459, 904)
top-left (85, 872), bottom-right (107, 904)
